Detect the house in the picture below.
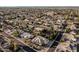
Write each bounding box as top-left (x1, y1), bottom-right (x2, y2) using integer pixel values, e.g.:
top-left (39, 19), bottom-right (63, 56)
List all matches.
top-left (53, 24), bottom-right (62, 31)
top-left (53, 25), bottom-right (58, 31)
top-left (70, 31), bottom-right (76, 35)
top-left (66, 20), bottom-right (73, 25)
top-left (20, 32), bottom-right (34, 39)
top-left (55, 42), bottom-right (72, 52)
top-left (4, 29), bottom-right (13, 35)
top-left (55, 19), bottom-right (62, 25)
top-left (34, 27), bottom-right (44, 32)
top-left (32, 36), bottom-right (49, 46)
top-left (33, 27), bottom-right (44, 35)
top-left (24, 19), bottom-right (29, 22)
top-left (45, 11), bottom-right (54, 16)
top-left (63, 33), bottom-right (76, 41)
top-left (66, 24), bottom-right (76, 31)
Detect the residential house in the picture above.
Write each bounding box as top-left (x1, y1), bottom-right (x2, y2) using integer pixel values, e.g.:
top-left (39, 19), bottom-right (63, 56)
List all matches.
top-left (20, 32), bottom-right (34, 39)
top-left (32, 36), bottom-right (49, 46)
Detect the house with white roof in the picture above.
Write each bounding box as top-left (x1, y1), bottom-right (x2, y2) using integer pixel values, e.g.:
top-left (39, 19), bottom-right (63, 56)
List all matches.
top-left (20, 32), bottom-right (34, 39)
top-left (32, 36), bottom-right (49, 46)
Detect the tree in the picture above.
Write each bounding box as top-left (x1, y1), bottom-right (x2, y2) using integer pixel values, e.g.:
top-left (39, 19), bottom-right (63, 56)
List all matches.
top-left (9, 40), bottom-right (19, 52)
top-left (49, 31), bottom-right (58, 41)
top-left (12, 31), bottom-right (20, 37)
top-left (65, 28), bottom-right (71, 33)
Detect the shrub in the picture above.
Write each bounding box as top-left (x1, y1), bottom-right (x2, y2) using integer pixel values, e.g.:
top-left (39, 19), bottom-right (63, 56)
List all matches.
top-left (12, 31), bottom-right (20, 37)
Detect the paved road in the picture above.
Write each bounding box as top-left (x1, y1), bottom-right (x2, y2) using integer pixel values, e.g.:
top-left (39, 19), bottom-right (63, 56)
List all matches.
top-left (51, 32), bottom-right (63, 47)
top-left (49, 23), bottom-right (68, 51)
top-left (49, 24), bottom-right (65, 51)
top-left (20, 45), bottom-right (36, 52)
